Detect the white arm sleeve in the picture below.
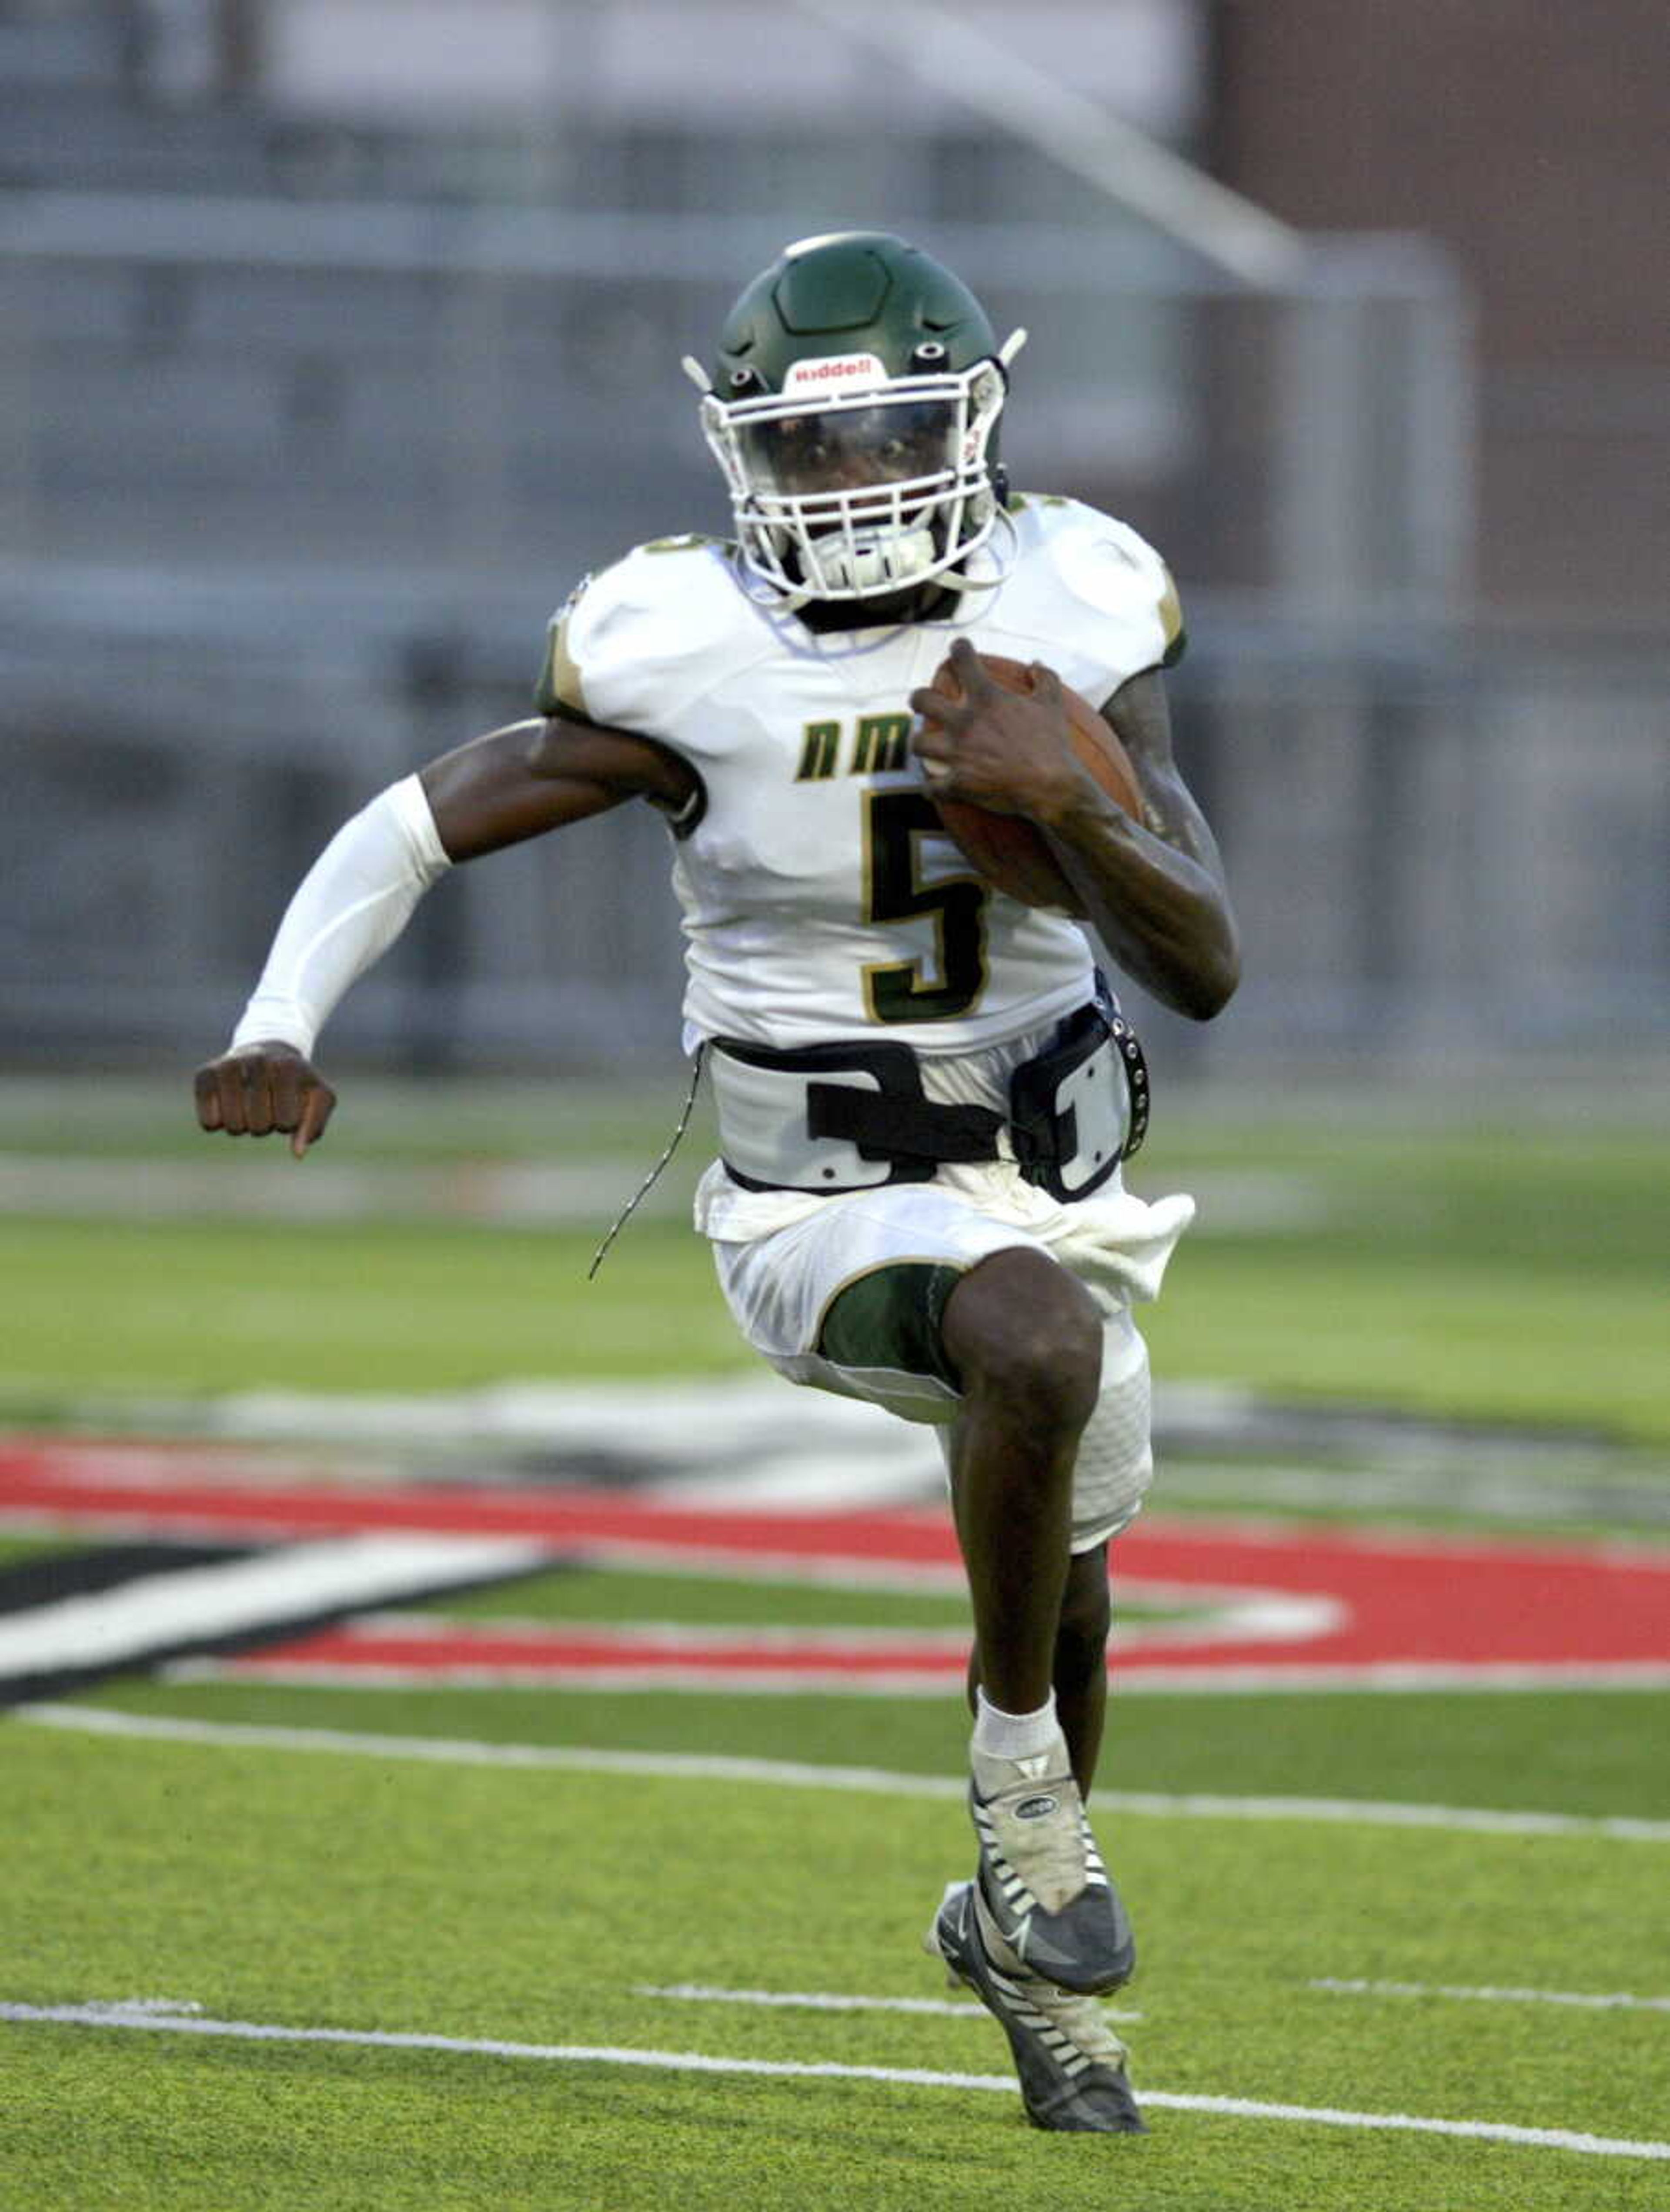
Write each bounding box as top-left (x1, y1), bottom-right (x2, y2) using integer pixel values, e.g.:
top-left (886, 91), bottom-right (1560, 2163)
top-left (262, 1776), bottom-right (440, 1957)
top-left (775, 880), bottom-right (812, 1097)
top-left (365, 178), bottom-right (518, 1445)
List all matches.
top-left (229, 774), bottom-right (452, 1056)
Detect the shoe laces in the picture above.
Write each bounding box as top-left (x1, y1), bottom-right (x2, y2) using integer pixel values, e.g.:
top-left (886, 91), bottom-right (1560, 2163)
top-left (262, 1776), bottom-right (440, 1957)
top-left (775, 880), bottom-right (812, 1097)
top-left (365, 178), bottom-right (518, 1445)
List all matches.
top-left (972, 1751), bottom-right (1094, 1911)
top-left (971, 1882), bottom-right (1130, 2070)
top-left (1004, 1795), bottom-right (1091, 1908)
top-left (1015, 1975), bottom-right (1130, 2072)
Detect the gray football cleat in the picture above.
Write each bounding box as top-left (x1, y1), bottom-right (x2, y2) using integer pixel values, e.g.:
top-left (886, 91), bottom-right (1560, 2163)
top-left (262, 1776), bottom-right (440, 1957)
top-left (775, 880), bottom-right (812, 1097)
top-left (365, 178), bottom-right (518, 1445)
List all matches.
top-left (926, 1880), bottom-right (1149, 2135)
top-left (968, 1738), bottom-right (1136, 1994)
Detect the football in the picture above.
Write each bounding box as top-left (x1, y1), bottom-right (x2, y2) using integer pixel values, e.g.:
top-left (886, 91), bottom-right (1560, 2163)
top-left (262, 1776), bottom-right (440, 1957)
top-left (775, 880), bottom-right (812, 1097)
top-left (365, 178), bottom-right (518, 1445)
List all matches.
top-left (922, 653), bottom-right (1142, 913)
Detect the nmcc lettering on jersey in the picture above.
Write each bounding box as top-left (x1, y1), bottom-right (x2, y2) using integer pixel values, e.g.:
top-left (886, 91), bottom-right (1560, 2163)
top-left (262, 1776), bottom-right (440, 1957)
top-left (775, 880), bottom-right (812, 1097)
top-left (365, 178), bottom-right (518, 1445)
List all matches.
top-left (797, 715), bottom-right (914, 781)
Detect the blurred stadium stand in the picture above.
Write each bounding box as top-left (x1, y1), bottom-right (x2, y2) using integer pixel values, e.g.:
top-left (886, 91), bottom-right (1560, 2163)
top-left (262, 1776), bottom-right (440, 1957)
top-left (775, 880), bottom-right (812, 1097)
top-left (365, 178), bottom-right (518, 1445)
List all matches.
top-left (1, 0), bottom-right (1665, 1072)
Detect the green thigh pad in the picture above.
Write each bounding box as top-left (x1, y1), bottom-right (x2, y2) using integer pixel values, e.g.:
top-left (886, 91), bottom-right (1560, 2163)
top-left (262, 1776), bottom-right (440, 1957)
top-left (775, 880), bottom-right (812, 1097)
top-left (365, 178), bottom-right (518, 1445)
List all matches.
top-left (816, 1262), bottom-right (966, 1390)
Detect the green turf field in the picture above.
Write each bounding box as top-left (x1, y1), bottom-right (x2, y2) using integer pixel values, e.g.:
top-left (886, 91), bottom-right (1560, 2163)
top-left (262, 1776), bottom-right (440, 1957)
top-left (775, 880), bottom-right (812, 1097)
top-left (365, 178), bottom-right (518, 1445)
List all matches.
top-left (8, 1709), bottom-right (1668, 2211)
top-left (2, 1076), bottom-right (1667, 2208)
top-left (4, 1074), bottom-right (1669, 1442)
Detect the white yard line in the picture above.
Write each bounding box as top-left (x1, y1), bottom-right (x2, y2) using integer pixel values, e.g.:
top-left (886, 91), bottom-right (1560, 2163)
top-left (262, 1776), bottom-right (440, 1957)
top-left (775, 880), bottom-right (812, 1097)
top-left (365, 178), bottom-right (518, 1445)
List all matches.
top-left (20, 1702), bottom-right (1670, 1842)
top-left (157, 1660), bottom-right (995, 1696)
top-left (0, 1998), bottom-right (1663, 2162)
top-left (634, 1981), bottom-right (1142, 2024)
top-left (337, 1614), bottom-right (977, 1652)
top-left (157, 1654), bottom-right (1670, 1697)
top-left (1095, 1661), bottom-right (1670, 1694)
top-left (0, 1153), bottom-right (676, 1226)
top-left (0, 1155), bottom-right (1320, 1235)
top-left (1313, 1977), bottom-right (1670, 2015)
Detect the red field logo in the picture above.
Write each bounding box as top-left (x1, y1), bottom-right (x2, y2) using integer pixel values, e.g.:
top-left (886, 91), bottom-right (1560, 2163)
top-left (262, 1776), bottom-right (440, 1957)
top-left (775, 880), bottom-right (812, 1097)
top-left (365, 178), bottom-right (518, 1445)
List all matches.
top-left (2, 1439), bottom-right (1668, 1698)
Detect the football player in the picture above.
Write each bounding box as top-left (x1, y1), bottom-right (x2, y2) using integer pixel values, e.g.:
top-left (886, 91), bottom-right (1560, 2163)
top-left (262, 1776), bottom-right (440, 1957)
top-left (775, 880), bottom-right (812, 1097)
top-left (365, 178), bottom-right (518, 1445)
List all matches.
top-left (194, 231), bottom-right (1239, 2135)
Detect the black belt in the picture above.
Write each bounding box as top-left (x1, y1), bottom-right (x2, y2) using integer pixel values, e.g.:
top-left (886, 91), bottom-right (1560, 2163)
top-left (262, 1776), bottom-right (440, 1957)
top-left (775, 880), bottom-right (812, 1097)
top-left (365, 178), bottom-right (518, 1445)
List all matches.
top-left (806, 1083), bottom-right (1003, 1166)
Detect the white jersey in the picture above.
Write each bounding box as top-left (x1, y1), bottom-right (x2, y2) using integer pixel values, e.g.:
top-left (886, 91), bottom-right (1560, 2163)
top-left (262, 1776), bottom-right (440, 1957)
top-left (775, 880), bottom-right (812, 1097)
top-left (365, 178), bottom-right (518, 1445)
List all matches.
top-left (538, 495), bottom-right (1184, 1056)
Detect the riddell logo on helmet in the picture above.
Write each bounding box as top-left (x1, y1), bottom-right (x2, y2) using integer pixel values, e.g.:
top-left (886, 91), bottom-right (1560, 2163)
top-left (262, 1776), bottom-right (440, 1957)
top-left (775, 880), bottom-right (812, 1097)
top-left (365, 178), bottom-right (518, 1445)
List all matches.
top-left (783, 353), bottom-right (887, 393)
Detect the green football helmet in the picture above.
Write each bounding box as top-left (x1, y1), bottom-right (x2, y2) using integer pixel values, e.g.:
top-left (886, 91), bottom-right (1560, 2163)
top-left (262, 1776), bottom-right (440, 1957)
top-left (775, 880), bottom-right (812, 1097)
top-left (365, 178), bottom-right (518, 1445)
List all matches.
top-left (684, 231), bottom-right (1025, 605)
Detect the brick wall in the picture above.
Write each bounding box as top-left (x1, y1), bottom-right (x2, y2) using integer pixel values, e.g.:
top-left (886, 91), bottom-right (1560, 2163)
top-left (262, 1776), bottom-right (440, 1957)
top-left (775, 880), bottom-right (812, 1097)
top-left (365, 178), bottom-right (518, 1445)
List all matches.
top-left (1208, 0), bottom-right (1670, 631)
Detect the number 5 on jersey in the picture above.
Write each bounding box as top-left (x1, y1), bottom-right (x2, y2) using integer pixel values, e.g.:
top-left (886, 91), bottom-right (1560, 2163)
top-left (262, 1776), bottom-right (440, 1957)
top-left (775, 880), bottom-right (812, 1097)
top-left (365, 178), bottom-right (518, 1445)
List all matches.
top-left (862, 790), bottom-right (989, 1025)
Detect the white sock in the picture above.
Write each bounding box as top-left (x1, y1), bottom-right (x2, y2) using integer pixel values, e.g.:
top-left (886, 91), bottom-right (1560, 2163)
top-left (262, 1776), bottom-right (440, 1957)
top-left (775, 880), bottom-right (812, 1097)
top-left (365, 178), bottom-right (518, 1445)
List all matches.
top-left (972, 1687), bottom-right (1060, 1764)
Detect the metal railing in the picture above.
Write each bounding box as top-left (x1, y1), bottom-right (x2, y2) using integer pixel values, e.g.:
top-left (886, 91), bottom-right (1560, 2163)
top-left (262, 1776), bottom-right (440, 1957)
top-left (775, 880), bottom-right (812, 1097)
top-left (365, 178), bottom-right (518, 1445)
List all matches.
top-left (5, 186), bottom-right (1658, 1070)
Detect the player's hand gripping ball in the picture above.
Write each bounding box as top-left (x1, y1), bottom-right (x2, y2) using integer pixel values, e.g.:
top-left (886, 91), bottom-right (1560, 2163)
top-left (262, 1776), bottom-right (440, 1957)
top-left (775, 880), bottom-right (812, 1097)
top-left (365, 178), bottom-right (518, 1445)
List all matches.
top-left (915, 649), bottom-right (1142, 913)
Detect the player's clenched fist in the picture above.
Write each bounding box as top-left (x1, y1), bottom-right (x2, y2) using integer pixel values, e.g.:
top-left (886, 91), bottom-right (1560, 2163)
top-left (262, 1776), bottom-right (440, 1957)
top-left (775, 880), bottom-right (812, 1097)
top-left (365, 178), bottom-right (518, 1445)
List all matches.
top-left (193, 1042), bottom-right (335, 1158)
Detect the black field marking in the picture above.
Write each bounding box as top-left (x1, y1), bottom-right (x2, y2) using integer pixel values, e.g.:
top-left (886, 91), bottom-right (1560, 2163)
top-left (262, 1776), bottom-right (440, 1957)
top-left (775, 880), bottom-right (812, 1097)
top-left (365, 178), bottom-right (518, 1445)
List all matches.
top-left (0, 1542), bottom-right (254, 1613)
top-left (0, 1536), bottom-right (554, 1709)
top-left (507, 1449), bottom-right (678, 1490)
top-left (106, 1377), bottom-right (1653, 1524)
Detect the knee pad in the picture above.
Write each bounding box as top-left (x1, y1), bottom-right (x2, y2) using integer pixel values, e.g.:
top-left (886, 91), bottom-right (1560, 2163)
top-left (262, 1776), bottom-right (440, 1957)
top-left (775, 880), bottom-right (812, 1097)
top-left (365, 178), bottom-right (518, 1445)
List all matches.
top-left (1070, 1314), bottom-right (1153, 1552)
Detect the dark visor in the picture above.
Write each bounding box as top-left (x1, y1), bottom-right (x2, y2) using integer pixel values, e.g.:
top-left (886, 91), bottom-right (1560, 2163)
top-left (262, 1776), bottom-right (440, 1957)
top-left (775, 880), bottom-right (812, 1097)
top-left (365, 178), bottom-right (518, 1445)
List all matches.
top-left (740, 401), bottom-right (956, 497)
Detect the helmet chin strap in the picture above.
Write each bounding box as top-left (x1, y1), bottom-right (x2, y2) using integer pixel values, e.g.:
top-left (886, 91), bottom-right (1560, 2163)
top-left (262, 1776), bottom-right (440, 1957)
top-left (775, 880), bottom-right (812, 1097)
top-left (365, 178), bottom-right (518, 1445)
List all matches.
top-left (934, 503), bottom-right (1019, 595)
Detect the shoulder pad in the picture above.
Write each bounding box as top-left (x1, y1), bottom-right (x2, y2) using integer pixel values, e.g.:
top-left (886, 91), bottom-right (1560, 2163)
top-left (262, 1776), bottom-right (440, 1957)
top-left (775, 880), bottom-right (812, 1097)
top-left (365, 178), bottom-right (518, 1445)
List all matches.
top-left (1008, 495), bottom-right (1187, 679)
top-left (535, 536), bottom-right (746, 735)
